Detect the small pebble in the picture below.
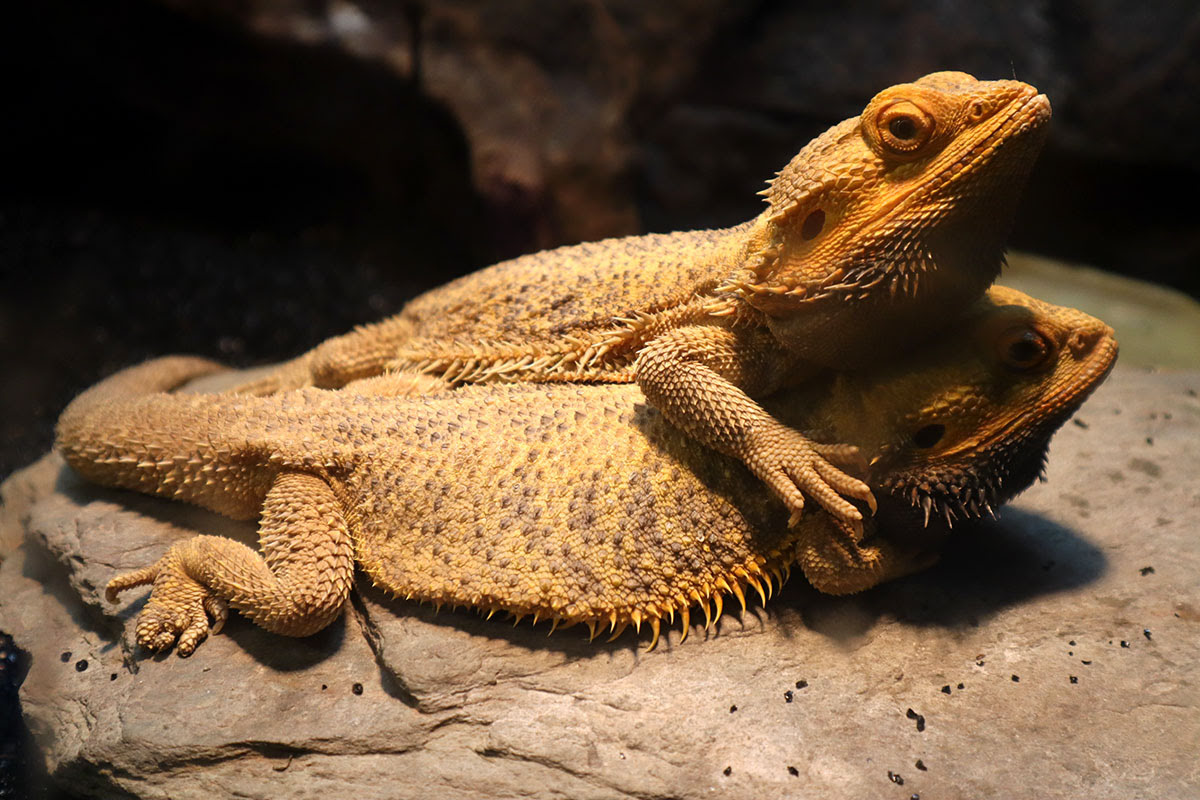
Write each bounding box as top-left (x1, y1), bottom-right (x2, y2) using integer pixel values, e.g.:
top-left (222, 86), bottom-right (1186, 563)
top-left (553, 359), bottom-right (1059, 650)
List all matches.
top-left (1081, 660), bottom-right (1092, 665)
top-left (729, 705), bottom-right (737, 713)
top-left (888, 770), bottom-right (904, 785)
top-left (75, 660), bottom-right (88, 673)
top-left (795, 679), bottom-right (808, 690)
top-left (1011, 675), bottom-right (1020, 682)
top-left (940, 685), bottom-right (951, 694)
top-left (1143, 629), bottom-right (1152, 641)
top-left (787, 766), bottom-right (799, 777)
top-left (905, 708), bottom-right (926, 732)
top-left (60, 651), bottom-right (72, 663)
top-left (915, 759), bottom-right (927, 771)
top-left (784, 690), bottom-right (793, 703)
top-left (1120, 641), bottom-right (1130, 648)
top-left (109, 673), bottom-right (118, 682)
top-left (1140, 566), bottom-right (1155, 576)
top-left (723, 766), bottom-right (732, 777)
top-left (1070, 676), bottom-right (1078, 684)
top-left (352, 682), bottom-right (363, 695)
top-left (957, 683), bottom-right (964, 690)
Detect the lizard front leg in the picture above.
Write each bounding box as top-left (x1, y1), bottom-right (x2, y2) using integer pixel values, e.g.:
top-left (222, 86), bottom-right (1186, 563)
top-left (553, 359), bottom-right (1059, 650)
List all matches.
top-left (796, 517), bottom-right (940, 594)
top-left (635, 323), bottom-right (875, 530)
top-left (106, 471), bottom-right (355, 656)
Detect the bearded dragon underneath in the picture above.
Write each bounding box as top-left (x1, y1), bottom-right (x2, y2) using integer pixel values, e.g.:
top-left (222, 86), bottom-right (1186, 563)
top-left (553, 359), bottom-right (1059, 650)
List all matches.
top-left (56, 287), bottom-right (1116, 656)
top-left (238, 72), bottom-right (1051, 533)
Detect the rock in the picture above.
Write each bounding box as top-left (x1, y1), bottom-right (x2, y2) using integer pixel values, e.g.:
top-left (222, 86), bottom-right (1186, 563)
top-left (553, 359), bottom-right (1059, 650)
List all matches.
top-left (2, 367), bottom-right (1199, 799)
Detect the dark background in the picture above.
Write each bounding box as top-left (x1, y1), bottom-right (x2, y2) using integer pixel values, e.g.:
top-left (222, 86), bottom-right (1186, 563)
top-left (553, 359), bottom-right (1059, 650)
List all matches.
top-left (3, 0), bottom-right (1199, 481)
top-left (2, 3), bottom-right (1199, 797)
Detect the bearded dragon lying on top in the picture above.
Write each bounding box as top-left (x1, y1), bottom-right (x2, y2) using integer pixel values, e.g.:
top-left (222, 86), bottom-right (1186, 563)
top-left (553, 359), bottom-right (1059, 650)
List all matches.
top-left (239, 71), bottom-right (1051, 533)
top-left (56, 287), bottom-right (1116, 656)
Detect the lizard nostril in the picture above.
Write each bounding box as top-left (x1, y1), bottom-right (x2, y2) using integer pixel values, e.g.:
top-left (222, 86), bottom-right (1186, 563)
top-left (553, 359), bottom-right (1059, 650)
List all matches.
top-left (1068, 329), bottom-right (1101, 358)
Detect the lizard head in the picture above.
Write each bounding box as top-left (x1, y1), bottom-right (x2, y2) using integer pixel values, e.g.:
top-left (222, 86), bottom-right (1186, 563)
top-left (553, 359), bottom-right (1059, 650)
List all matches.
top-left (724, 72), bottom-right (1051, 313)
top-left (796, 286), bottom-right (1117, 532)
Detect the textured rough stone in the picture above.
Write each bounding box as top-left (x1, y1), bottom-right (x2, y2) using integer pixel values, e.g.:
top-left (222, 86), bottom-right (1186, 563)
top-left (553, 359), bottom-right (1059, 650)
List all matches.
top-left (1, 367), bottom-right (1198, 798)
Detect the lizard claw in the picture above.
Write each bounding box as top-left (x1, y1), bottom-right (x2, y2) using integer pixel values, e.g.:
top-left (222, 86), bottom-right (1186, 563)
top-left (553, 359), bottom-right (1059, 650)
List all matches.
top-left (747, 426), bottom-right (876, 533)
top-left (203, 595), bottom-right (230, 635)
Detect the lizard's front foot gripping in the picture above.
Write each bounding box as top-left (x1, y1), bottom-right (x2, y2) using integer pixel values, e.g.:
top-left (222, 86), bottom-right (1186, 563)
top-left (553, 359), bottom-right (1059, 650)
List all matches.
top-left (742, 425), bottom-right (876, 533)
top-left (106, 551), bottom-right (227, 657)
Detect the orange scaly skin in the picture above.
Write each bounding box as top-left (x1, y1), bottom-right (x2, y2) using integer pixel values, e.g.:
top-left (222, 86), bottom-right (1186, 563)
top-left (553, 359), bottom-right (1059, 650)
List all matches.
top-left (241, 72), bottom-right (1051, 533)
top-left (57, 288), bottom-right (1116, 656)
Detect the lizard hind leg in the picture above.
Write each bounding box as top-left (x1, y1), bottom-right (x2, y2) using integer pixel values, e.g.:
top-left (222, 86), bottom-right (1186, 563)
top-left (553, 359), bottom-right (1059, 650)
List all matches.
top-left (106, 471), bottom-right (355, 656)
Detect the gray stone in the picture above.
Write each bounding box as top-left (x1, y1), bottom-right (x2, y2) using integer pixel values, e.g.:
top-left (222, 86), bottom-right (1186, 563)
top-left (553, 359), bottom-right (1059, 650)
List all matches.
top-left (2, 368), bottom-right (1198, 799)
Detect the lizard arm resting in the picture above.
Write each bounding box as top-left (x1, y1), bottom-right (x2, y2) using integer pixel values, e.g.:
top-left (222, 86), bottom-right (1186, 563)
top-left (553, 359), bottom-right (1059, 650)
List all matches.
top-left (634, 323), bottom-right (875, 529)
top-left (106, 471), bottom-right (355, 656)
top-left (796, 517), bottom-right (939, 595)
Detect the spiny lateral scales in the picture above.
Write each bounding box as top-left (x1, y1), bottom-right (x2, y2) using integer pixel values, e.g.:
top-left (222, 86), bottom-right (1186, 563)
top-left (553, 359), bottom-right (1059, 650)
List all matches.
top-left (57, 288), bottom-right (1116, 655)
top-left (239, 72), bottom-right (1052, 536)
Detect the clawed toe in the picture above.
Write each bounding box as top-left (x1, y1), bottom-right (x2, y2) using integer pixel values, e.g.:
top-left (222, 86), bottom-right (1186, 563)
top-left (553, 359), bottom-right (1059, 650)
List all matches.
top-left (203, 595), bottom-right (229, 635)
top-left (135, 603), bottom-right (212, 657)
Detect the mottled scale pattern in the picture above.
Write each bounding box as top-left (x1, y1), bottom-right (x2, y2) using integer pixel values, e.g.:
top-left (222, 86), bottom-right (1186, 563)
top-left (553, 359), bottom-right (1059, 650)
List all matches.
top-left (347, 385), bottom-right (797, 625)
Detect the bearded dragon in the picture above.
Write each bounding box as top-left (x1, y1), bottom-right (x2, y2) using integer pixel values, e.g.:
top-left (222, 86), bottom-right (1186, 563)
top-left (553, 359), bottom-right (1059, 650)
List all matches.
top-left (56, 287), bottom-right (1115, 656)
top-left (238, 72), bottom-right (1051, 533)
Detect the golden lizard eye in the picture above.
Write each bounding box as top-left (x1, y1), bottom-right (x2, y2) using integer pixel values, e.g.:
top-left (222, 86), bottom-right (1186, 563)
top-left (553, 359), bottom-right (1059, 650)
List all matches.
top-left (876, 101), bottom-right (935, 157)
top-left (997, 326), bottom-right (1053, 371)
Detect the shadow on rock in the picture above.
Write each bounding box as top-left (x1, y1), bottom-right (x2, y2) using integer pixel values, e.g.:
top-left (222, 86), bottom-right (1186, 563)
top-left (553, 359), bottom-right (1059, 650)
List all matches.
top-left (221, 612), bottom-right (348, 672)
top-left (356, 580), bottom-right (639, 660)
top-left (798, 507), bottom-right (1107, 641)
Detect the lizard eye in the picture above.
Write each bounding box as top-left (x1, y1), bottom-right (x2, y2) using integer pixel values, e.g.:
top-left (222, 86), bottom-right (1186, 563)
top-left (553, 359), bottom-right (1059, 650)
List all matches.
top-left (876, 101), bottom-right (935, 157)
top-left (997, 326), bottom-right (1053, 372)
top-left (911, 423), bottom-right (946, 449)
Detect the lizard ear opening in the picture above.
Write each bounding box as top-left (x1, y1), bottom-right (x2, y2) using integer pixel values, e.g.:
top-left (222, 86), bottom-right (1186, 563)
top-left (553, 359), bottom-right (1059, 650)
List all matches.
top-left (801, 209), bottom-right (826, 240)
top-left (911, 423), bottom-right (946, 449)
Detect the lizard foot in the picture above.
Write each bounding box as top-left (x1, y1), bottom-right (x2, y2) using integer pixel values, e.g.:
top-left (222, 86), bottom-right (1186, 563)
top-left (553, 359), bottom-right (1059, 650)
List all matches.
top-left (108, 550), bottom-right (224, 657)
top-left (743, 425), bottom-right (876, 534)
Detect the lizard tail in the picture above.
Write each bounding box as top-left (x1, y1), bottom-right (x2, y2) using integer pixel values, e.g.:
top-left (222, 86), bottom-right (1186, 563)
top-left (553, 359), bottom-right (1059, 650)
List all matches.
top-left (60, 357), bottom-right (229, 413)
top-left (55, 356), bottom-right (266, 518)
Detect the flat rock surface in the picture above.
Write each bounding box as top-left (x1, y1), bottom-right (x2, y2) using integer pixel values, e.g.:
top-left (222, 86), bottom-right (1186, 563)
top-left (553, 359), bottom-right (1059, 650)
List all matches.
top-left (1, 367), bottom-right (1198, 799)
